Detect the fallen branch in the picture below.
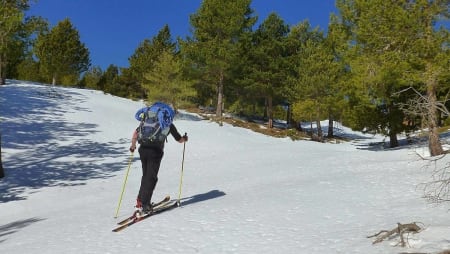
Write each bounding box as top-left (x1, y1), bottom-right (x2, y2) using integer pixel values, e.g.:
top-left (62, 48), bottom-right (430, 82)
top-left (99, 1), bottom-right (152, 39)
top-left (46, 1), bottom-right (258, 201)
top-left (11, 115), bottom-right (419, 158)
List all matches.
top-left (367, 222), bottom-right (422, 247)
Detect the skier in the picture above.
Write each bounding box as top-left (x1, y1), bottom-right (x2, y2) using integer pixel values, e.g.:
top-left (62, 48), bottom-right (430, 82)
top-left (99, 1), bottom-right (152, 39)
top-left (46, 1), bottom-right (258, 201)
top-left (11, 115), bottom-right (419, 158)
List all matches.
top-left (129, 105), bottom-right (187, 216)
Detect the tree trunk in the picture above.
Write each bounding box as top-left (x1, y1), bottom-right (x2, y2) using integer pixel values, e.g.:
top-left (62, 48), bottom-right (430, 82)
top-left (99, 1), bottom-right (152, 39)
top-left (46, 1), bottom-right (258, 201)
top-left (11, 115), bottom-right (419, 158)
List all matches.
top-left (426, 62), bottom-right (444, 156)
top-left (263, 98), bottom-right (268, 119)
top-left (315, 105), bottom-right (323, 141)
top-left (267, 96), bottom-right (273, 128)
top-left (328, 117), bottom-right (334, 138)
top-left (389, 130), bottom-right (399, 148)
top-left (0, 53), bottom-right (5, 85)
top-left (424, 12), bottom-right (444, 156)
top-left (216, 71), bottom-right (224, 126)
top-left (286, 103), bottom-right (292, 128)
top-left (0, 134), bottom-right (4, 178)
top-left (316, 119), bottom-right (323, 142)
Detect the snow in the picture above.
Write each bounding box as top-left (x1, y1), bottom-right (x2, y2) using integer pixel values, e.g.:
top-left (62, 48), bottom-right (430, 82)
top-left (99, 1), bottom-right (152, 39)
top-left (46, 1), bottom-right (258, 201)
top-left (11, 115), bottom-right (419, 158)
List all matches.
top-left (0, 80), bottom-right (449, 254)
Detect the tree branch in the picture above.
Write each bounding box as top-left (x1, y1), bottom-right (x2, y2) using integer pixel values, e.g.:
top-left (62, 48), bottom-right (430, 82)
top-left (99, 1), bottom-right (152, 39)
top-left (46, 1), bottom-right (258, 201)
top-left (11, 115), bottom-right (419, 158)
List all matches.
top-left (367, 222), bottom-right (422, 247)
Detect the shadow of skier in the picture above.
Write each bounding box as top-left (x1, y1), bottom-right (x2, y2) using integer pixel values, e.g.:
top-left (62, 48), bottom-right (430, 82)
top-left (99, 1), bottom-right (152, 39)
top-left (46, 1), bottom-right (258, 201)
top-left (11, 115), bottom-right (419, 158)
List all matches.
top-left (178, 189), bottom-right (226, 207)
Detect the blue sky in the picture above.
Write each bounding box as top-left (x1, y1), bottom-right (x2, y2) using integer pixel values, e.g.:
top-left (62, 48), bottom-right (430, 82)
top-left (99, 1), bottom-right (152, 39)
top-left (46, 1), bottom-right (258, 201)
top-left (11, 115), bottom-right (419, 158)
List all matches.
top-left (27, 0), bottom-right (337, 70)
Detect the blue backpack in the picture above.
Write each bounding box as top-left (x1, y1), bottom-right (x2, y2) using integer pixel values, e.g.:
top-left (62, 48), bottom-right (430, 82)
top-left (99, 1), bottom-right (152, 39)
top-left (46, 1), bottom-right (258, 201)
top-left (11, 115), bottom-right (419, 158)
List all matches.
top-left (135, 102), bottom-right (175, 144)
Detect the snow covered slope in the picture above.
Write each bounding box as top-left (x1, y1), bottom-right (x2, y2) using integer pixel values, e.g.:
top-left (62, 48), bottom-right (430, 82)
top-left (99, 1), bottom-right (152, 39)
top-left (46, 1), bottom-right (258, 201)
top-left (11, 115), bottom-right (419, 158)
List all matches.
top-left (0, 80), bottom-right (449, 254)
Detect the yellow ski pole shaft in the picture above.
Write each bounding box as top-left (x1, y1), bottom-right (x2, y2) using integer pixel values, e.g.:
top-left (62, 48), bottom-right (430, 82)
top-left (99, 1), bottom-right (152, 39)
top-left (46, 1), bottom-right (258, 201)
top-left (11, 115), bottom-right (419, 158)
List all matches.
top-left (114, 151), bottom-right (134, 218)
top-left (177, 133), bottom-right (187, 206)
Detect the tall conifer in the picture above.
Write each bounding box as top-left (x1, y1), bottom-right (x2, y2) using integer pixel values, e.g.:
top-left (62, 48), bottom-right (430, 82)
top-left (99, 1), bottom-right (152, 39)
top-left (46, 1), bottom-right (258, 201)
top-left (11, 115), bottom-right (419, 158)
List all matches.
top-left (35, 18), bottom-right (90, 85)
top-left (187, 0), bottom-right (256, 123)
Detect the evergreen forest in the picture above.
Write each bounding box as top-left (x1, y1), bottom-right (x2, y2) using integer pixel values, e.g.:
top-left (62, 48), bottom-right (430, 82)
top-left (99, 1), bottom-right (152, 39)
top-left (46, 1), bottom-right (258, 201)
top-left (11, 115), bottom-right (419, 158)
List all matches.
top-left (1, 0), bottom-right (450, 156)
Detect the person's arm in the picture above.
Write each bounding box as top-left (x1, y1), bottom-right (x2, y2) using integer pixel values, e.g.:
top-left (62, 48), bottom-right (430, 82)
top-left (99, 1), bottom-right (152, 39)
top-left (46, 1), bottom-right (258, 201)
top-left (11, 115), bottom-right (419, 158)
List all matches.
top-left (170, 124), bottom-right (188, 143)
top-left (129, 129), bottom-right (138, 152)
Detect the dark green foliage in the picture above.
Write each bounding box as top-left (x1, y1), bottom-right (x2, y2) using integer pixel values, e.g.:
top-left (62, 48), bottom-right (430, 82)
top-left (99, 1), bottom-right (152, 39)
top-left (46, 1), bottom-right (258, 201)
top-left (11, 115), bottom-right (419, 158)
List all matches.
top-left (0, 0), bottom-right (48, 84)
top-left (238, 13), bottom-right (290, 128)
top-left (143, 51), bottom-right (196, 109)
top-left (128, 25), bottom-right (175, 86)
top-left (35, 18), bottom-right (90, 85)
top-left (3, 1), bottom-right (450, 153)
top-left (336, 0), bottom-right (450, 151)
top-left (79, 66), bottom-right (103, 89)
top-left (99, 64), bottom-right (119, 92)
top-left (186, 0), bottom-right (256, 119)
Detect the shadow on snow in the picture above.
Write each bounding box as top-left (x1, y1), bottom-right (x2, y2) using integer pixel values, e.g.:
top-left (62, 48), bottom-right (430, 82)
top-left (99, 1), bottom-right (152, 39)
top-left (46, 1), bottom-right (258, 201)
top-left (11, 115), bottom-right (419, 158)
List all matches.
top-left (0, 81), bottom-right (129, 203)
top-left (179, 189), bottom-right (226, 207)
top-left (0, 217), bottom-right (45, 244)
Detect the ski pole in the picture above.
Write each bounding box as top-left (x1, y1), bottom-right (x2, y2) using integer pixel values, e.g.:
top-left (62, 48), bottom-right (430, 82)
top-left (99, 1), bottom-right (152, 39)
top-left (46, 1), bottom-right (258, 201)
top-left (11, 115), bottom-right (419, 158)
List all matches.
top-left (114, 151), bottom-right (134, 218)
top-left (177, 133), bottom-right (187, 206)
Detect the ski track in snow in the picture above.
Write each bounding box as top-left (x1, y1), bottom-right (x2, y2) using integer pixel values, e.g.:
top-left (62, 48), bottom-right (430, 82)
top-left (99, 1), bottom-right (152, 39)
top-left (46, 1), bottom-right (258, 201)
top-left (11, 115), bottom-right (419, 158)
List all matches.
top-left (0, 81), bottom-right (449, 254)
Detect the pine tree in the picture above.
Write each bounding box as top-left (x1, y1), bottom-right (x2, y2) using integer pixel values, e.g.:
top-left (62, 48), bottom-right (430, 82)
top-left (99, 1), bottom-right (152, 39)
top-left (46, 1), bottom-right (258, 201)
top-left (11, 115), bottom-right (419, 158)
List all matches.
top-left (292, 37), bottom-right (341, 141)
top-left (405, 0), bottom-right (450, 156)
top-left (0, 0), bottom-right (27, 84)
top-left (242, 13), bottom-right (290, 128)
top-left (187, 0), bottom-right (256, 122)
top-left (285, 20), bottom-right (345, 138)
top-left (128, 25), bottom-right (175, 90)
top-left (80, 66), bottom-right (103, 89)
top-left (99, 64), bottom-right (120, 94)
top-left (143, 51), bottom-right (195, 109)
top-left (35, 18), bottom-right (90, 85)
top-left (336, 0), bottom-right (449, 153)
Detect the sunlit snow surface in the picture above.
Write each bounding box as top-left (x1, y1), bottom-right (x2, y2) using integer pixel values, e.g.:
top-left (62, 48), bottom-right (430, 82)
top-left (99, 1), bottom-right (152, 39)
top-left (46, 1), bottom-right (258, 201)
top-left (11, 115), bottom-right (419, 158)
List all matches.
top-left (0, 80), bottom-right (449, 254)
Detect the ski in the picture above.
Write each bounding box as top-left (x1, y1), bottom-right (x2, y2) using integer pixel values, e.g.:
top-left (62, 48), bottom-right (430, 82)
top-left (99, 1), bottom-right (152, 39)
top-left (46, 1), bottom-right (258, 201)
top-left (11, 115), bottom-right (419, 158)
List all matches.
top-left (112, 200), bottom-right (178, 232)
top-left (116, 195), bottom-right (170, 226)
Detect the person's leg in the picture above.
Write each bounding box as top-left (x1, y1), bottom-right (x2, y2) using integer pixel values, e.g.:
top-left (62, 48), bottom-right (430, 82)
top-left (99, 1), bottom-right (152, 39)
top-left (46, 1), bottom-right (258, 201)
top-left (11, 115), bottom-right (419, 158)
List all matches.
top-left (137, 147), bottom-right (163, 207)
top-left (136, 147), bottom-right (149, 208)
top-left (145, 153), bottom-right (162, 204)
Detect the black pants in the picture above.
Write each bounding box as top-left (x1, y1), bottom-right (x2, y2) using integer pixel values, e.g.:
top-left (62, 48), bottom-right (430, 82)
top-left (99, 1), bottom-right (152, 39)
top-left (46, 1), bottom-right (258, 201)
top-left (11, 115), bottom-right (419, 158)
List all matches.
top-left (137, 146), bottom-right (164, 206)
